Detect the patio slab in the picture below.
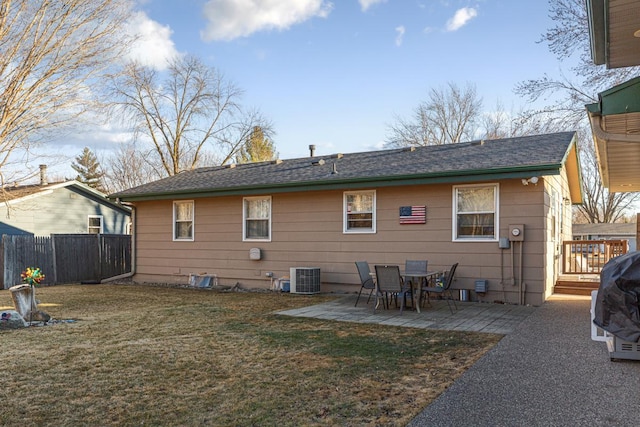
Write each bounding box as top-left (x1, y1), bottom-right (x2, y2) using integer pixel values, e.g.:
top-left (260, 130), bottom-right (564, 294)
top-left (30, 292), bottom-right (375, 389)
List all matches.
top-left (276, 294), bottom-right (535, 335)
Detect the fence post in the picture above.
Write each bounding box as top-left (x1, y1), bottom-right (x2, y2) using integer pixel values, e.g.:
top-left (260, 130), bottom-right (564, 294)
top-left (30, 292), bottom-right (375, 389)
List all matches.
top-left (97, 233), bottom-right (102, 280)
top-left (51, 234), bottom-right (57, 284)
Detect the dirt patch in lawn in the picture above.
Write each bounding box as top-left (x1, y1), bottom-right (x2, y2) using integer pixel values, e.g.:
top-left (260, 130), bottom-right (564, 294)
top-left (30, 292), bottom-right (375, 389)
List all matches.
top-left (0, 284), bottom-right (501, 426)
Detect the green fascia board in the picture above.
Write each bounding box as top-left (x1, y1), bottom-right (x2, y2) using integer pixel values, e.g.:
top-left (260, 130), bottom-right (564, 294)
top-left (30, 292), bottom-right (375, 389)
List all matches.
top-left (114, 165), bottom-right (563, 202)
top-left (586, 0), bottom-right (606, 65)
top-left (588, 76), bottom-right (640, 116)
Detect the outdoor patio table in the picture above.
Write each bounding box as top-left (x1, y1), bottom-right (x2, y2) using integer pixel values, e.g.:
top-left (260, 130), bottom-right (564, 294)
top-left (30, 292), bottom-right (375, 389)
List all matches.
top-left (402, 270), bottom-right (440, 313)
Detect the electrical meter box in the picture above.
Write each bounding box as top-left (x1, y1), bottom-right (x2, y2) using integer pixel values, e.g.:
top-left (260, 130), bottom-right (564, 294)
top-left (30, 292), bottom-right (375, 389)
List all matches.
top-left (508, 224), bottom-right (524, 242)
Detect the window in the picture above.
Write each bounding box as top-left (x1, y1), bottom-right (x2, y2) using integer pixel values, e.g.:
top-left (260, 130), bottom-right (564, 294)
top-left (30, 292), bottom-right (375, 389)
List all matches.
top-left (344, 190), bottom-right (376, 233)
top-left (453, 184), bottom-right (498, 241)
top-left (244, 196), bottom-right (271, 241)
top-left (88, 215), bottom-right (103, 234)
top-left (173, 201), bottom-right (194, 241)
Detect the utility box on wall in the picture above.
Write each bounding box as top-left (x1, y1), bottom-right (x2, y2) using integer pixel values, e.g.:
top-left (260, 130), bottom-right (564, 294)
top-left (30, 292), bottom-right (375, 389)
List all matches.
top-left (475, 280), bottom-right (488, 293)
top-left (508, 224), bottom-right (524, 242)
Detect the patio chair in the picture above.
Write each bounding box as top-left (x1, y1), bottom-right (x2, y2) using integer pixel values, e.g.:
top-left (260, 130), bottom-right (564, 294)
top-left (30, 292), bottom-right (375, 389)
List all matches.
top-left (374, 265), bottom-right (411, 314)
top-left (422, 263), bottom-right (458, 314)
top-left (354, 261), bottom-right (376, 307)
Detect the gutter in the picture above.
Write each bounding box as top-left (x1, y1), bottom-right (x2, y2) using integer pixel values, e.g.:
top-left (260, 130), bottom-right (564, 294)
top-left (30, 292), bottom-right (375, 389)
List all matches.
top-left (588, 111), bottom-right (640, 144)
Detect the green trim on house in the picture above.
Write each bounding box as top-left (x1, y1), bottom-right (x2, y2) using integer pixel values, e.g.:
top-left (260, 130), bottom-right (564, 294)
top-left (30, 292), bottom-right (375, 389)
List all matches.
top-left (116, 166), bottom-right (563, 201)
top-left (586, 76), bottom-right (640, 116)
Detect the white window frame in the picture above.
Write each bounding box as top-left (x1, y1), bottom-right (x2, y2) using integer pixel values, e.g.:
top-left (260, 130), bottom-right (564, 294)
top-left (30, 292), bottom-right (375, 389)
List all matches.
top-left (452, 183), bottom-right (499, 242)
top-left (243, 196), bottom-right (271, 242)
top-left (343, 190), bottom-right (376, 234)
top-left (88, 215), bottom-right (103, 234)
top-left (173, 200), bottom-right (194, 241)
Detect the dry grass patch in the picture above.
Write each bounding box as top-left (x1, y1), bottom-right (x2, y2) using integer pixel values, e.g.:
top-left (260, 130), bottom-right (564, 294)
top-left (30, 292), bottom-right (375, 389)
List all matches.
top-left (0, 284), bottom-right (501, 426)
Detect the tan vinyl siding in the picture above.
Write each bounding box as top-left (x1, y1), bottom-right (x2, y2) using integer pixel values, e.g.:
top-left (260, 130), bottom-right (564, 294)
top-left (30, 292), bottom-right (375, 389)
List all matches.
top-left (133, 178), bottom-right (560, 306)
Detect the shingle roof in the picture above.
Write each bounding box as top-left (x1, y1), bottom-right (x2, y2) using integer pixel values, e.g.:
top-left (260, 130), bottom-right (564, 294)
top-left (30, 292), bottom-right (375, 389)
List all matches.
top-left (1, 181), bottom-right (67, 200)
top-left (573, 222), bottom-right (636, 236)
top-left (3, 180), bottom-right (131, 213)
top-left (112, 132), bottom-right (578, 201)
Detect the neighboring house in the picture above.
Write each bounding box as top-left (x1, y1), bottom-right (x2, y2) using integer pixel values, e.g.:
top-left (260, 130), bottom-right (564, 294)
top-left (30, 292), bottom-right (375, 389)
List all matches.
top-left (111, 132), bottom-right (583, 306)
top-left (0, 177), bottom-right (131, 236)
top-left (572, 223), bottom-right (637, 252)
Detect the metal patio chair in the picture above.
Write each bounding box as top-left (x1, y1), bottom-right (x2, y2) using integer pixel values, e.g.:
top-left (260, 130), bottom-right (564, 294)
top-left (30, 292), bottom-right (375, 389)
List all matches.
top-left (354, 261), bottom-right (376, 307)
top-left (422, 262), bottom-right (459, 314)
top-left (374, 265), bottom-right (411, 314)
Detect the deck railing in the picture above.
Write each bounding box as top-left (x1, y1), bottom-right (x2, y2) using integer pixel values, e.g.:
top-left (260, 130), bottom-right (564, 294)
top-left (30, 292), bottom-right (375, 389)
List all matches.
top-left (562, 239), bottom-right (628, 275)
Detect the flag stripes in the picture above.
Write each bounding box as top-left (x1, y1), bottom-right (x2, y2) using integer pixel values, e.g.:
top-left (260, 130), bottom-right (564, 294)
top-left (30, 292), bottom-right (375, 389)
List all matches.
top-left (399, 205), bottom-right (426, 224)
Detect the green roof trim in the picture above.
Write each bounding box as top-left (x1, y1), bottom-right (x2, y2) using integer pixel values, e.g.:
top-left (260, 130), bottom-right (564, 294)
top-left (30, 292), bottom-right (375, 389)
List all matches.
top-left (116, 165), bottom-right (563, 202)
top-left (586, 76), bottom-right (640, 116)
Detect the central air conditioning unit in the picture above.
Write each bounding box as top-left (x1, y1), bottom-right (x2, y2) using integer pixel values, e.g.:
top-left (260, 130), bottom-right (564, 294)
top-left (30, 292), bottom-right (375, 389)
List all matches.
top-left (289, 267), bottom-right (321, 294)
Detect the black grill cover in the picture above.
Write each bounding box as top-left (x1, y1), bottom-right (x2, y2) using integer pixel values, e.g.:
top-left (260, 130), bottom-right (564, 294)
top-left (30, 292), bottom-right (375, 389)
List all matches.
top-left (593, 251), bottom-right (640, 343)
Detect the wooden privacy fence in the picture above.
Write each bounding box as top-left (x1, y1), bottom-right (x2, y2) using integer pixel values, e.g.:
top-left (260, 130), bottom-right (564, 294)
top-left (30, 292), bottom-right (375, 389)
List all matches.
top-left (562, 239), bottom-right (628, 275)
top-left (1, 234), bottom-right (132, 289)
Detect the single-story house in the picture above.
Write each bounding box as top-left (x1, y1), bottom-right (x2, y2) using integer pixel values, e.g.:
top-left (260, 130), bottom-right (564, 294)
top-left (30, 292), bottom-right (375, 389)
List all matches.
top-left (0, 170), bottom-right (131, 236)
top-left (112, 131), bottom-right (582, 306)
top-left (573, 222), bottom-right (637, 252)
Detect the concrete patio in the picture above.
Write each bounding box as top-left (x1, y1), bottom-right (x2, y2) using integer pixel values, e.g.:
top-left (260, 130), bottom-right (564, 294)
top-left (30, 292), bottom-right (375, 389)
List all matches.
top-left (277, 294), bottom-right (536, 335)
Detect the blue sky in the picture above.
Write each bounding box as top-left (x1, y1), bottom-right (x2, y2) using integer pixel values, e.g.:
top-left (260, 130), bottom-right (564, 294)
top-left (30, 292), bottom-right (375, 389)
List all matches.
top-left (53, 0), bottom-right (566, 176)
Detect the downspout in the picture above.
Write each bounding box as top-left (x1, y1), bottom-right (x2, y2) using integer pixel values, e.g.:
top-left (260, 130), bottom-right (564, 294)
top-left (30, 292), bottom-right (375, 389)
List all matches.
top-left (519, 241), bottom-right (524, 305)
top-left (101, 202), bottom-right (136, 283)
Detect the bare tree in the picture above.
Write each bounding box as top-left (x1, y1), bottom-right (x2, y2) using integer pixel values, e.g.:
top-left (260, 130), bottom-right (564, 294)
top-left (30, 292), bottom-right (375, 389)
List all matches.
top-left (386, 82), bottom-right (482, 147)
top-left (108, 55), bottom-right (273, 177)
top-left (104, 142), bottom-right (164, 193)
top-left (0, 0), bottom-right (131, 188)
top-left (514, 0), bottom-right (640, 223)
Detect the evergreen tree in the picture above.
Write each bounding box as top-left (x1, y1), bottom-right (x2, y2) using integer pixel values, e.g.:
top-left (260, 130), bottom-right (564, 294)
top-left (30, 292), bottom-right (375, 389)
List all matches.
top-left (235, 126), bottom-right (278, 164)
top-left (72, 147), bottom-right (105, 192)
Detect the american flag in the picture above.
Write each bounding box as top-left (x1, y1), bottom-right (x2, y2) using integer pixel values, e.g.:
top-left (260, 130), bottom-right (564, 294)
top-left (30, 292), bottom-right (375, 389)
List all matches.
top-left (399, 205), bottom-right (426, 224)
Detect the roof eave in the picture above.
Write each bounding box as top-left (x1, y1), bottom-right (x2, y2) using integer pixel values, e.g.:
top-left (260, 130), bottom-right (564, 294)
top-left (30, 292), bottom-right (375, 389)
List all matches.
top-left (113, 165), bottom-right (565, 202)
top-left (586, 0), bottom-right (607, 66)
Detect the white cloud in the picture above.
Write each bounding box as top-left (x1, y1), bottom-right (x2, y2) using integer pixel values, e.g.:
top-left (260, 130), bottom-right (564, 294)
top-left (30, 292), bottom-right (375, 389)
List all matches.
top-left (200, 0), bottom-right (333, 42)
top-left (445, 7), bottom-right (477, 32)
top-left (125, 11), bottom-right (180, 70)
top-left (359, 0), bottom-right (387, 12)
top-left (395, 25), bottom-right (405, 47)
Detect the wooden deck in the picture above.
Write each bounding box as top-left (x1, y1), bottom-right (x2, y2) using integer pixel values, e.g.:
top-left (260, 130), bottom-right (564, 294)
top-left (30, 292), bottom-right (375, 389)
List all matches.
top-left (554, 274), bottom-right (600, 296)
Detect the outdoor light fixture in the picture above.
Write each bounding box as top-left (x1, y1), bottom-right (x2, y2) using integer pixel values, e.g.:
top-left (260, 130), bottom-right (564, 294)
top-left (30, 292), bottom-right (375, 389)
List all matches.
top-left (521, 176), bottom-right (539, 186)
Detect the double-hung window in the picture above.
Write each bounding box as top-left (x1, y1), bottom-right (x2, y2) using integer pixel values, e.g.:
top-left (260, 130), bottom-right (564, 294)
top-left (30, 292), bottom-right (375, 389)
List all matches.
top-left (344, 190), bottom-right (376, 233)
top-left (244, 196), bottom-right (271, 241)
top-left (173, 200), bottom-right (194, 241)
top-left (453, 184), bottom-right (498, 241)
top-left (88, 215), bottom-right (103, 234)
